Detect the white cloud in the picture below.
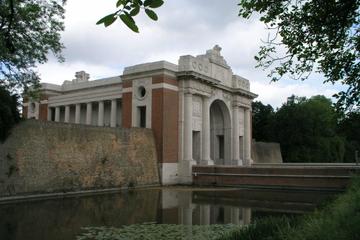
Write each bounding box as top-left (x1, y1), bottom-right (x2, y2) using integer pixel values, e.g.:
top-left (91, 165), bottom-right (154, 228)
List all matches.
top-left (252, 81), bottom-right (339, 108)
top-left (37, 60), bottom-right (120, 84)
top-left (36, 0), bottom-right (343, 108)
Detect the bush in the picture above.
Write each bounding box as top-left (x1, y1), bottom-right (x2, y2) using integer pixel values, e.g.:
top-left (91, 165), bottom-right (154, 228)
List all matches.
top-left (0, 87), bottom-right (20, 142)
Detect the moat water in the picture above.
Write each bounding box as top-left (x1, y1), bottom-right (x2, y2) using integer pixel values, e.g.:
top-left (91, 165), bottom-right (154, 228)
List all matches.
top-left (0, 187), bottom-right (336, 240)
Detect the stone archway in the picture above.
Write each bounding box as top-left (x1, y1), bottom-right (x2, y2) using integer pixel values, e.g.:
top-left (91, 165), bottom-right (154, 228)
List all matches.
top-left (210, 99), bottom-right (231, 165)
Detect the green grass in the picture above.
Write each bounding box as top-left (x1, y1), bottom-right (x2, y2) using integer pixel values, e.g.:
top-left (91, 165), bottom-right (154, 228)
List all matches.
top-left (220, 176), bottom-right (360, 240)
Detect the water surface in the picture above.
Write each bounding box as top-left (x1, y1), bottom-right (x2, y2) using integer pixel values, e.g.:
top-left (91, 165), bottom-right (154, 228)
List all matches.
top-left (0, 187), bottom-right (336, 240)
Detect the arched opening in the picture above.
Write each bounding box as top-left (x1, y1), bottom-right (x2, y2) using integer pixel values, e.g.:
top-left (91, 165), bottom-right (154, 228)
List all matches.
top-left (210, 99), bottom-right (231, 165)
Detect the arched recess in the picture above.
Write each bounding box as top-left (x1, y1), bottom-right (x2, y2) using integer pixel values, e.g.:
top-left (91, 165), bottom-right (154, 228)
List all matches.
top-left (210, 99), bottom-right (231, 165)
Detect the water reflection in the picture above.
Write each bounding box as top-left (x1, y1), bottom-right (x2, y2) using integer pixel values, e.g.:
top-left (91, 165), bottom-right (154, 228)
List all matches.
top-left (0, 187), bottom-right (335, 240)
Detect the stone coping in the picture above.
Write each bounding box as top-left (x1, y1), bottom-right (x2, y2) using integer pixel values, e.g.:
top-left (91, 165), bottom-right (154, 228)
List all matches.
top-left (0, 184), bottom-right (160, 205)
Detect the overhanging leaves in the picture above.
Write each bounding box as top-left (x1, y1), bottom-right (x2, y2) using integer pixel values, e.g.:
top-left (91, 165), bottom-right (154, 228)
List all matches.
top-left (238, 0), bottom-right (360, 111)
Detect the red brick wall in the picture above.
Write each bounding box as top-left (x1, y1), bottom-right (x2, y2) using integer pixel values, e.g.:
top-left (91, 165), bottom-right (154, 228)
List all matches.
top-left (162, 88), bottom-right (178, 163)
top-left (152, 88), bottom-right (163, 162)
top-left (151, 74), bottom-right (179, 164)
top-left (122, 92), bottom-right (132, 128)
top-left (39, 104), bottom-right (48, 120)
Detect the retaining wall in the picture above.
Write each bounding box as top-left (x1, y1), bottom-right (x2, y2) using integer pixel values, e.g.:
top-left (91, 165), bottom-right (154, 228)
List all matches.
top-left (0, 120), bottom-right (159, 197)
top-left (193, 165), bottom-right (360, 190)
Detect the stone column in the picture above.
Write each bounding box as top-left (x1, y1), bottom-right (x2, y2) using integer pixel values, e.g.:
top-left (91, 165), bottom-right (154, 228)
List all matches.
top-left (75, 103), bottom-right (81, 124)
top-left (98, 101), bottom-right (104, 126)
top-left (244, 108), bottom-right (252, 165)
top-left (232, 105), bottom-right (241, 165)
top-left (55, 107), bottom-right (60, 122)
top-left (47, 107), bottom-right (52, 121)
top-left (110, 99), bottom-right (117, 127)
top-left (86, 102), bottom-right (92, 125)
top-left (201, 96), bottom-right (213, 165)
top-left (179, 92), bottom-right (196, 184)
top-left (64, 105), bottom-right (70, 123)
top-left (183, 92), bottom-right (193, 161)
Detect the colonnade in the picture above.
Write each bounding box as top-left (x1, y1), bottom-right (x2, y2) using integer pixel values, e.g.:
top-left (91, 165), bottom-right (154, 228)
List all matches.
top-left (48, 99), bottom-right (119, 127)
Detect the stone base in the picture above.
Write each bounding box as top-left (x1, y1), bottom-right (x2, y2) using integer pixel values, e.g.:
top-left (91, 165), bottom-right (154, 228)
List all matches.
top-left (178, 159), bottom-right (196, 184)
top-left (200, 159), bottom-right (214, 166)
top-left (231, 159), bottom-right (243, 166)
top-left (161, 163), bottom-right (178, 185)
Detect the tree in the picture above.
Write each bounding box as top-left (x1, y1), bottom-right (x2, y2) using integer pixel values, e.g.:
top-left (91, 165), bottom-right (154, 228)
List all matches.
top-left (0, 0), bottom-right (65, 93)
top-left (252, 101), bottom-right (275, 142)
top-left (104, 0), bottom-right (359, 110)
top-left (337, 111), bottom-right (360, 162)
top-left (238, 0), bottom-right (360, 111)
top-left (0, 86), bottom-right (20, 142)
top-left (273, 95), bottom-right (345, 162)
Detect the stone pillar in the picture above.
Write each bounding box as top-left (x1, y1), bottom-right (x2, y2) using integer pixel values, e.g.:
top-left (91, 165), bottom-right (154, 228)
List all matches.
top-left (47, 107), bottom-right (52, 121)
top-left (184, 93), bottom-right (193, 161)
top-left (75, 104), bottom-right (81, 124)
top-left (98, 101), bottom-right (104, 126)
top-left (110, 99), bottom-right (117, 127)
top-left (86, 102), bottom-right (92, 125)
top-left (64, 105), bottom-right (70, 123)
top-left (201, 97), bottom-right (213, 165)
top-left (179, 92), bottom-right (196, 184)
top-left (232, 105), bottom-right (241, 165)
top-left (55, 107), bottom-right (60, 122)
top-left (244, 108), bottom-right (252, 165)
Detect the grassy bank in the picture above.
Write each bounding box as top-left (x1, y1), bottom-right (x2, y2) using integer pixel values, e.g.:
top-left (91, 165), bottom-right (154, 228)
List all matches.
top-left (220, 177), bottom-right (360, 240)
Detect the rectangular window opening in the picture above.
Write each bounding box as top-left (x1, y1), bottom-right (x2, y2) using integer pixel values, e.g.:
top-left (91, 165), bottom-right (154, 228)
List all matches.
top-left (218, 135), bottom-right (224, 160)
top-left (138, 106), bottom-right (146, 128)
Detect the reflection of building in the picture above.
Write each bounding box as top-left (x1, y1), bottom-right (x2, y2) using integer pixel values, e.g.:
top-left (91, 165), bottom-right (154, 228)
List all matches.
top-left (162, 189), bottom-right (252, 226)
top-left (23, 45), bottom-right (257, 184)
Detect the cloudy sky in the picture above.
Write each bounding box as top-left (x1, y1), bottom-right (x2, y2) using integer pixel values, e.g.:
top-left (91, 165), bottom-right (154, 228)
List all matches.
top-left (37, 0), bottom-right (342, 108)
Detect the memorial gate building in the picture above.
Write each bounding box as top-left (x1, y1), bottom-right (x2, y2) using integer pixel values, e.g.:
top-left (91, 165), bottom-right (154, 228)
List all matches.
top-left (23, 45), bottom-right (258, 184)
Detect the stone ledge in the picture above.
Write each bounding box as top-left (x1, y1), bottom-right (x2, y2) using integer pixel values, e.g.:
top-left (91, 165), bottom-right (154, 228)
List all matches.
top-left (0, 184), bottom-right (160, 205)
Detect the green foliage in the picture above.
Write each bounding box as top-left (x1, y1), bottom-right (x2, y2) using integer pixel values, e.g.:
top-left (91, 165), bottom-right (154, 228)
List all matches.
top-left (252, 101), bottom-right (275, 141)
top-left (219, 216), bottom-right (296, 240)
top-left (284, 176), bottom-right (360, 240)
top-left (0, 86), bottom-right (20, 142)
top-left (252, 95), bottom-right (351, 163)
top-left (337, 111), bottom-right (360, 162)
top-left (0, 0), bottom-right (65, 92)
top-left (77, 223), bottom-right (240, 240)
top-left (97, 0), bottom-right (164, 32)
top-left (273, 95), bottom-right (345, 162)
top-left (238, 0), bottom-right (360, 111)
top-left (219, 176), bottom-right (360, 240)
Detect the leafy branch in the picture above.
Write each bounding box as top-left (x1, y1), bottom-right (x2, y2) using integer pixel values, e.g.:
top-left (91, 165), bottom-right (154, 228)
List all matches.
top-left (96, 0), bottom-right (164, 33)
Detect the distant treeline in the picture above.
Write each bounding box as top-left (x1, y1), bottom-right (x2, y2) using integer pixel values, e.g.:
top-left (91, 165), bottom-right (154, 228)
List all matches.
top-left (252, 95), bottom-right (360, 163)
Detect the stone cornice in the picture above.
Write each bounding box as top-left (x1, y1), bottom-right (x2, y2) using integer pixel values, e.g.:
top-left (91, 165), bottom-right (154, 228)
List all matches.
top-left (177, 71), bottom-right (258, 99)
top-left (121, 69), bottom-right (177, 81)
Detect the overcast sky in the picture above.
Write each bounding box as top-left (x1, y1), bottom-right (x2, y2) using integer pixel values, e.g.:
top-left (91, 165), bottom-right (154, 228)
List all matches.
top-left (37, 0), bottom-right (342, 108)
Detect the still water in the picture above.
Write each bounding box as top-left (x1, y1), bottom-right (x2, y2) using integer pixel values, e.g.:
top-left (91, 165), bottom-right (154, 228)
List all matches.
top-left (0, 187), bottom-right (336, 240)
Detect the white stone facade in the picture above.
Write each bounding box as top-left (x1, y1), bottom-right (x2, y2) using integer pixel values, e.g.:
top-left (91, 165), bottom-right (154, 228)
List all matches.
top-left (24, 46), bottom-right (257, 185)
